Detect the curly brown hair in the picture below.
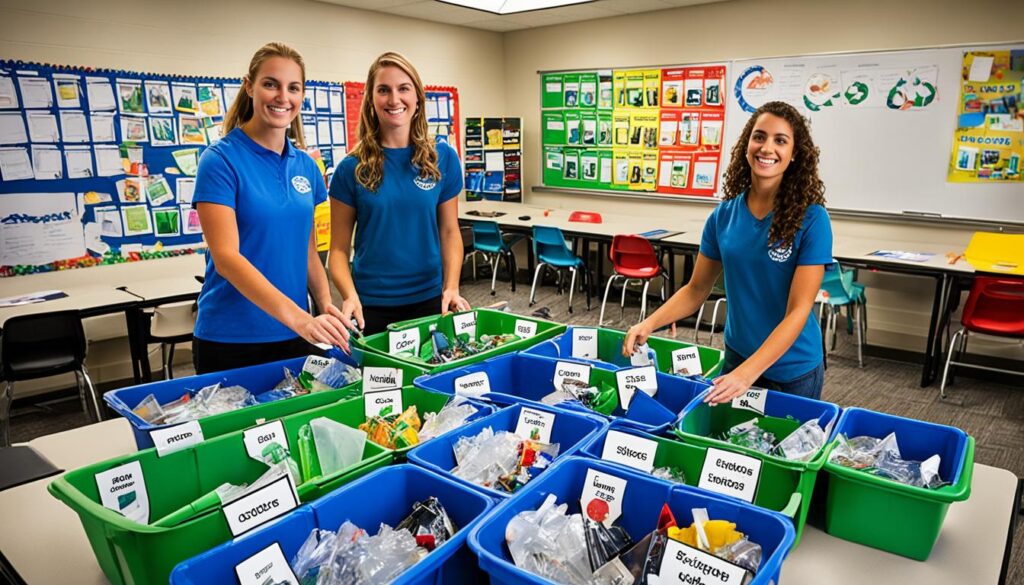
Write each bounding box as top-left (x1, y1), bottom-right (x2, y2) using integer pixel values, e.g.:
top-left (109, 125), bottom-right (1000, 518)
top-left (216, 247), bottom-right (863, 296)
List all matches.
top-left (721, 101), bottom-right (825, 248)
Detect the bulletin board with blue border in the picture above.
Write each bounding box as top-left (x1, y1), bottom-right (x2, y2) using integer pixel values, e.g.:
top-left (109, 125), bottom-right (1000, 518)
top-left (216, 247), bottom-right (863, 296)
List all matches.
top-left (0, 60), bottom-right (347, 277)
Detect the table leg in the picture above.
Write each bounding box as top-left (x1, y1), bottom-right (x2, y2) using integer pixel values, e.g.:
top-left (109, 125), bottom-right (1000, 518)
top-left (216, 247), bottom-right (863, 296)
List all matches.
top-left (920, 274), bottom-right (948, 387)
top-left (124, 308), bottom-right (143, 385)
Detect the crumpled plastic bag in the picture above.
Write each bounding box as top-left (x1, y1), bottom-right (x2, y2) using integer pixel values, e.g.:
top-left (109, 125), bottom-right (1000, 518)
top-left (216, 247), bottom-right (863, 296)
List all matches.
top-left (721, 420), bottom-right (775, 454)
top-left (311, 417), bottom-right (366, 475)
top-left (310, 521), bottom-right (425, 585)
top-left (419, 397), bottom-right (480, 441)
top-left (505, 494), bottom-right (596, 585)
top-left (775, 419), bottom-right (826, 462)
top-left (311, 359), bottom-right (362, 392)
top-left (828, 432), bottom-right (945, 488)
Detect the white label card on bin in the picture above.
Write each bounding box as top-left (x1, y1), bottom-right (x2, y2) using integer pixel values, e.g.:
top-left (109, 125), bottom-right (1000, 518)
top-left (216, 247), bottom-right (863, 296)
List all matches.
top-left (553, 360), bottom-right (591, 390)
top-left (697, 446), bottom-right (762, 503)
top-left (581, 468), bottom-right (627, 526)
top-left (388, 328), bottom-right (421, 355)
top-left (571, 327), bottom-right (598, 359)
top-left (731, 388), bottom-right (766, 415)
top-left (454, 371), bottom-right (491, 398)
top-left (301, 355), bottom-right (333, 377)
top-left (658, 538), bottom-right (749, 585)
top-left (514, 319), bottom-right (537, 338)
top-left (223, 474), bottom-right (299, 537)
top-left (364, 388), bottom-right (403, 419)
top-left (615, 366), bottom-right (658, 410)
top-left (243, 420), bottom-right (289, 461)
top-left (150, 420), bottom-right (204, 457)
top-left (362, 366), bottom-right (402, 391)
top-left (601, 429), bottom-right (658, 473)
top-left (671, 347), bottom-right (702, 376)
top-left (95, 460), bottom-right (150, 524)
top-left (453, 311), bottom-right (477, 339)
top-left (514, 407), bottom-right (555, 444)
top-left (235, 542), bottom-right (299, 585)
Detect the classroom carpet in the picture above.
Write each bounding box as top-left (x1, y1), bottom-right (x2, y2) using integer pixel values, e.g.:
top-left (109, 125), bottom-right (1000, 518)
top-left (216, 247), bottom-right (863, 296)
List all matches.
top-left (8, 275), bottom-right (1022, 582)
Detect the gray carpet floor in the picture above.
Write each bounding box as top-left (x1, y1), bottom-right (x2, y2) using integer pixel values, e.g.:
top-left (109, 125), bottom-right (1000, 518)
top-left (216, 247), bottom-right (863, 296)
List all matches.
top-left (9, 274), bottom-right (1022, 582)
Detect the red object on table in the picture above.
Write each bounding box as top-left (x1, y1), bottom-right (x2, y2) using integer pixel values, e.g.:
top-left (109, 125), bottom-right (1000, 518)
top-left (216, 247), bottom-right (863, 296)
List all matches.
top-left (569, 211), bottom-right (603, 223)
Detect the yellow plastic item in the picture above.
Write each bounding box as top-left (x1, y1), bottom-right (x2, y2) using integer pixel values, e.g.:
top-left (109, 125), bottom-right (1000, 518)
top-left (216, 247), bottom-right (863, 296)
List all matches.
top-left (964, 232), bottom-right (1024, 275)
top-left (668, 519), bottom-right (745, 550)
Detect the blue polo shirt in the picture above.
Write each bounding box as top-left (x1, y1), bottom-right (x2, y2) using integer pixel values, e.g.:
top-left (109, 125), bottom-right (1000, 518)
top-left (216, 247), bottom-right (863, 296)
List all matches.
top-left (330, 143), bottom-right (462, 306)
top-left (192, 128), bottom-right (327, 342)
top-left (701, 193), bottom-right (833, 381)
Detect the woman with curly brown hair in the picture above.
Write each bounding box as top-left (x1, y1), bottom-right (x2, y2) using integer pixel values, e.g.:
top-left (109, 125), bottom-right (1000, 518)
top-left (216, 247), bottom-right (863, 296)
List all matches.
top-left (328, 52), bottom-right (469, 335)
top-left (625, 101), bottom-right (833, 402)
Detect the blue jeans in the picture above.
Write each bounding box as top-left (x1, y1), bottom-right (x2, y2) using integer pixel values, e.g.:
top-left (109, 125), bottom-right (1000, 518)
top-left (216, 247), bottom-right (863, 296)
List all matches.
top-left (722, 345), bottom-right (825, 400)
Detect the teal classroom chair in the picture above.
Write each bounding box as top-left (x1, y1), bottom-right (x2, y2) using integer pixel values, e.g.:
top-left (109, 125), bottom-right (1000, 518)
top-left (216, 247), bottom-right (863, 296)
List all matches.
top-left (528, 225), bottom-right (592, 314)
top-left (818, 261), bottom-right (867, 367)
top-left (467, 220), bottom-right (524, 295)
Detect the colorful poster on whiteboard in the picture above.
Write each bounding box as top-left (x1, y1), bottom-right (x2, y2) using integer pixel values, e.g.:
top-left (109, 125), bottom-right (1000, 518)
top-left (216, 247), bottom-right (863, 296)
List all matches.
top-left (947, 50), bottom-right (1024, 183)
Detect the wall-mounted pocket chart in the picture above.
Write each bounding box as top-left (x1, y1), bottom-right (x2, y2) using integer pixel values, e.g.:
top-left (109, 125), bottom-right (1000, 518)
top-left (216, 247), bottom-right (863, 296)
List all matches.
top-left (540, 64), bottom-right (727, 198)
top-left (464, 117), bottom-right (522, 202)
top-left (0, 60), bottom-right (347, 277)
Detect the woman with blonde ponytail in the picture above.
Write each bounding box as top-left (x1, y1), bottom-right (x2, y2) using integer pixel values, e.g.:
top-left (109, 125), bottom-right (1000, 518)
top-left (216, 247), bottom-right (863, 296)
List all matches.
top-left (191, 42), bottom-right (354, 374)
top-left (328, 52), bottom-right (468, 335)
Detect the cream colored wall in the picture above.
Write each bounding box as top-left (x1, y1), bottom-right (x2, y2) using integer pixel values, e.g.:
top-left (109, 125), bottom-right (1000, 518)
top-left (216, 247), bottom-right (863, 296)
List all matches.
top-left (0, 0), bottom-right (507, 395)
top-left (502, 0), bottom-right (1023, 358)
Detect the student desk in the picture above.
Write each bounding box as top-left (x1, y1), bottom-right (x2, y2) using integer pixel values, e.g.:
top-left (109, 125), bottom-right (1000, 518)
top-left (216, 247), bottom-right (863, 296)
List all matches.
top-left (0, 285), bottom-right (139, 327)
top-left (0, 418), bottom-right (1018, 585)
top-left (118, 276), bottom-right (203, 384)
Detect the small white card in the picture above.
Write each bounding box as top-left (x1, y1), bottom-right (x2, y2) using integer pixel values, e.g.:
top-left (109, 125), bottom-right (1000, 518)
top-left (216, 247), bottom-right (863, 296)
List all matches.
top-left (362, 366), bottom-right (402, 391)
top-left (242, 420), bottom-right (289, 461)
top-left (615, 365), bottom-right (658, 409)
top-left (513, 319), bottom-right (537, 338)
top-left (222, 474), bottom-right (299, 537)
top-left (514, 407), bottom-right (555, 444)
top-left (581, 468), bottom-right (627, 526)
top-left (453, 371), bottom-right (491, 398)
top-left (553, 360), bottom-right (592, 390)
top-left (659, 538), bottom-right (749, 584)
top-left (600, 429), bottom-right (658, 473)
top-left (364, 388), bottom-right (403, 419)
top-left (671, 346), bottom-right (703, 375)
top-left (149, 420), bottom-right (203, 457)
top-left (95, 461), bottom-right (150, 524)
top-left (301, 355), bottom-right (332, 378)
top-left (571, 327), bottom-right (598, 359)
top-left (388, 328), bottom-right (421, 355)
top-left (731, 388), bottom-right (767, 415)
top-left (235, 542), bottom-right (299, 585)
top-left (697, 446), bottom-right (762, 503)
top-left (452, 311), bottom-right (477, 339)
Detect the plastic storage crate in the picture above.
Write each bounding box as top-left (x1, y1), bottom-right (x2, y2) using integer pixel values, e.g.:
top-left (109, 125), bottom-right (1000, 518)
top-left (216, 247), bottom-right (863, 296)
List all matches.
top-left (406, 402), bottom-right (605, 500)
top-left (468, 456), bottom-right (796, 585)
top-left (524, 325), bottom-right (725, 377)
top-left (170, 465), bottom-right (493, 585)
top-left (823, 407), bottom-right (975, 560)
top-left (106, 350), bottom-right (425, 450)
top-left (353, 308), bottom-right (565, 373)
top-left (415, 351), bottom-right (709, 433)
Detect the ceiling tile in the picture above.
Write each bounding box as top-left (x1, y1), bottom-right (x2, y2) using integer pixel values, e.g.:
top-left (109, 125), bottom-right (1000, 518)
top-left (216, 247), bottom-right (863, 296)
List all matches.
top-left (592, 0), bottom-right (672, 14)
top-left (460, 17), bottom-right (531, 31)
top-left (381, 1), bottom-right (493, 24)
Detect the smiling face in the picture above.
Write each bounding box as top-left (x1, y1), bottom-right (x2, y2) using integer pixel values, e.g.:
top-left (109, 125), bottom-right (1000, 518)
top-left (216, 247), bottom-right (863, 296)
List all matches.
top-left (746, 112), bottom-right (795, 181)
top-left (245, 56), bottom-right (303, 132)
top-left (372, 65), bottom-right (418, 136)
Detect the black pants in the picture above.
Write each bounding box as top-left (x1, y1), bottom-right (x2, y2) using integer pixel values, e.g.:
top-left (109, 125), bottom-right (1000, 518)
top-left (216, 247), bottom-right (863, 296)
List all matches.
top-left (192, 336), bottom-right (324, 375)
top-left (362, 295), bottom-right (442, 336)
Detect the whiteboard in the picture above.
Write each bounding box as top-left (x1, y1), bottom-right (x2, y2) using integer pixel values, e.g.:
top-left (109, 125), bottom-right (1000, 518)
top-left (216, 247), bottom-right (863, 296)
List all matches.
top-left (724, 44), bottom-right (1024, 225)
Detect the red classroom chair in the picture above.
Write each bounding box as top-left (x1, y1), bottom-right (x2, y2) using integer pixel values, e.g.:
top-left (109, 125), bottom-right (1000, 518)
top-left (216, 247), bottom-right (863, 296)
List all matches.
top-left (599, 234), bottom-right (668, 326)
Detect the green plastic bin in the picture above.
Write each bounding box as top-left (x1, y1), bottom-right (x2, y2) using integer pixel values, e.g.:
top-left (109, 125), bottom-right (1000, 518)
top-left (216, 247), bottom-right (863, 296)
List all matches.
top-left (822, 407), bottom-right (975, 560)
top-left (581, 422), bottom-right (808, 545)
top-left (48, 400), bottom-right (392, 585)
top-left (354, 308), bottom-right (566, 373)
top-left (523, 325), bottom-right (725, 377)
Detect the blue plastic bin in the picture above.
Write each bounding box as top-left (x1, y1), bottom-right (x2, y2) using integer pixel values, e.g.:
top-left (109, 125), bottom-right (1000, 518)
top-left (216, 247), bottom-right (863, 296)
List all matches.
top-left (468, 456), bottom-right (796, 585)
top-left (170, 464), bottom-right (494, 585)
top-left (106, 350), bottom-right (423, 450)
top-left (823, 407), bottom-right (974, 560)
top-left (523, 325), bottom-right (726, 377)
top-left (414, 352), bottom-right (709, 433)
top-left (406, 402), bottom-right (606, 500)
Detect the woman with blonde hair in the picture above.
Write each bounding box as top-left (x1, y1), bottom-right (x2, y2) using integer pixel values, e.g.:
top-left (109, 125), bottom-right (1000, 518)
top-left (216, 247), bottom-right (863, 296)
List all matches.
top-left (192, 41), bottom-right (352, 374)
top-left (625, 101), bottom-right (833, 402)
top-left (329, 52), bottom-right (468, 335)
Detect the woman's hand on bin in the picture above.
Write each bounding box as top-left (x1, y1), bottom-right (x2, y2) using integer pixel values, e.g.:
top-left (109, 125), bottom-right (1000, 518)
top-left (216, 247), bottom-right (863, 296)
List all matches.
top-left (441, 288), bottom-right (471, 314)
top-left (622, 320), bottom-right (653, 357)
top-left (340, 298), bottom-right (365, 332)
top-left (704, 369), bottom-right (754, 405)
top-left (296, 313), bottom-right (350, 352)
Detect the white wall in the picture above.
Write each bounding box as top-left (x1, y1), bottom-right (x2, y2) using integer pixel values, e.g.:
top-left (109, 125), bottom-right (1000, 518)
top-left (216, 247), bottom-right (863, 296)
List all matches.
top-left (502, 0), bottom-right (1023, 357)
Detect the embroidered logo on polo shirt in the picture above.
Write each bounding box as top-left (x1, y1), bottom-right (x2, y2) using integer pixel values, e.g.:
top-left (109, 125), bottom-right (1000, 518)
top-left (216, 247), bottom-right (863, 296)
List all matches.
top-left (291, 176), bottom-right (312, 194)
top-left (413, 175), bottom-right (437, 191)
top-left (768, 243), bottom-right (793, 263)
